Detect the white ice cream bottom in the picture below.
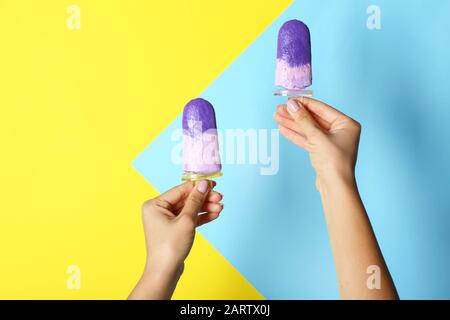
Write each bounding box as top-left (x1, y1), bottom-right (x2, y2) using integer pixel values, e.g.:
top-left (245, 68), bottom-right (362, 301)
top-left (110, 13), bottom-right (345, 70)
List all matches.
top-left (275, 59), bottom-right (312, 89)
top-left (183, 130), bottom-right (222, 175)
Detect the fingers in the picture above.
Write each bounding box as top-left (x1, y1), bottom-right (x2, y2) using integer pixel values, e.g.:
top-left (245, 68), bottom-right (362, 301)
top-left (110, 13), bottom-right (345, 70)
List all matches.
top-left (157, 181), bottom-right (195, 206)
top-left (179, 180), bottom-right (212, 219)
top-left (278, 124), bottom-right (307, 149)
top-left (163, 184), bottom-right (222, 217)
top-left (295, 97), bottom-right (344, 124)
top-left (286, 99), bottom-right (323, 138)
top-left (276, 104), bottom-right (294, 120)
top-left (274, 109), bottom-right (303, 135)
top-left (201, 201), bottom-right (224, 214)
top-left (197, 212), bottom-right (220, 227)
top-left (277, 104), bottom-right (331, 131)
top-left (274, 105), bottom-right (309, 148)
top-left (206, 190), bottom-right (223, 203)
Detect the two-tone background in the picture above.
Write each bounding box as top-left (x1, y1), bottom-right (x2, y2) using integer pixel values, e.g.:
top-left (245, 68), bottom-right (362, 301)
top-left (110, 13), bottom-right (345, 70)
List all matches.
top-left (1, 0), bottom-right (450, 299)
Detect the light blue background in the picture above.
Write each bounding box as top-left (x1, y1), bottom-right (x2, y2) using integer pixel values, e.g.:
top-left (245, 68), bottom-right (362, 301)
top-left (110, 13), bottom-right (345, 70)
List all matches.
top-left (133, 0), bottom-right (450, 299)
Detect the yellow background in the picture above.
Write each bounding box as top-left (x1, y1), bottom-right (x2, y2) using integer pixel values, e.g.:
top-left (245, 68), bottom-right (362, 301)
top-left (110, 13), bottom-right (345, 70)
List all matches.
top-left (0, 0), bottom-right (292, 299)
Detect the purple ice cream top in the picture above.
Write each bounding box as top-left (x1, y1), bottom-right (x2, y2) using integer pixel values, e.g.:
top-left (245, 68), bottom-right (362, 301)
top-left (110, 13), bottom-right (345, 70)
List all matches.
top-left (182, 98), bottom-right (222, 175)
top-left (182, 98), bottom-right (217, 135)
top-left (277, 20), bottom-right (311, 66)
top-left (275, 19), bottom-right (312, 89)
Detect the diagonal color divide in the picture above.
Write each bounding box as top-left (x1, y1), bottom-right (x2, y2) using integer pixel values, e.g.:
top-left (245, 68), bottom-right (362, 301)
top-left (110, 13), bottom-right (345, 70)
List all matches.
top-left (134, 0), bottom-right (450, 299)
top-left (0, 0), bottom-right (291, 299)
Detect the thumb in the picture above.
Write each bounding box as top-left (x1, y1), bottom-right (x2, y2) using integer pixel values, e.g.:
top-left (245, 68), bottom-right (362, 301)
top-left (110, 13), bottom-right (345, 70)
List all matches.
top-left (179, 180), bottom-right (210, 219)
top-left (286, 98), bottom-right (322, 138)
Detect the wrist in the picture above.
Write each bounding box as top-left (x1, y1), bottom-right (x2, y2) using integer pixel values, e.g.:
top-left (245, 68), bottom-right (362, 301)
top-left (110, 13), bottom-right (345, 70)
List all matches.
top-left (316, 167), bottom-right (357, 195)
top-left (144, 256), bottom-right (183, 279)
top-left (134, 260), bottom-right (183, 300)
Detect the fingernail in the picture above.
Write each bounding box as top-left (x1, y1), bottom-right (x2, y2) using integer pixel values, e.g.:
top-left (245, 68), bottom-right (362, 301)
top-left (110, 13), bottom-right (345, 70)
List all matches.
top-left (197, 180), bottom-right (208, 193)
top-left (287, 99), bottom-right (299, 113)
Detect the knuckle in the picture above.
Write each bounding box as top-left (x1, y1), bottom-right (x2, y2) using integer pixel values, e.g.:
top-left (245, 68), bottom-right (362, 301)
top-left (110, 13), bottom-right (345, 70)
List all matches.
top-left (349, 119), bottom-right (361, 131)
top-left (141, 199), bottom-right (153, 211)
top-left (154, 198), bottom-right (172, 210)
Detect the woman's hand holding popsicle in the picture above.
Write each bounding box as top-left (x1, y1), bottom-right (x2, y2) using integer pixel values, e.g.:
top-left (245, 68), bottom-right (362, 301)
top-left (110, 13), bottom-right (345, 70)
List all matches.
top-left (275, 97), bottom-right (361, 192)
top-left (128, 180), bottom-right (223, 300)
top-left (275, 97), bottom-right (398, 300)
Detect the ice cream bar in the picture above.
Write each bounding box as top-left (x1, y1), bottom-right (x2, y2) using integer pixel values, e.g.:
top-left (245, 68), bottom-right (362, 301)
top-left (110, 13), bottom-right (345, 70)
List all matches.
top-left (182, 98), bottom-right (222, 181)
top-left (275, 19), bottom-right (312, 90)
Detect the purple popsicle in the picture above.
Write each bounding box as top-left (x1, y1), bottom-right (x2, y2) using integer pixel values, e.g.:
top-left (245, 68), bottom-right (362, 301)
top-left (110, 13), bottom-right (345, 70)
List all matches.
top-left (182, 98), bottom-right (222, 181)
top-left (275, 19), bottom-right (312, 90)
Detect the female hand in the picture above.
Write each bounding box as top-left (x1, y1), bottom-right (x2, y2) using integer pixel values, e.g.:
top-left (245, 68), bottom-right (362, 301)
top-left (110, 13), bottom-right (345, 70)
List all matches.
top-left (274, 96), bottom-right (361, 190)
top-left (129, 180), bottom-right (223, 300)
top-left (275, 97), bottom-right (398, 299)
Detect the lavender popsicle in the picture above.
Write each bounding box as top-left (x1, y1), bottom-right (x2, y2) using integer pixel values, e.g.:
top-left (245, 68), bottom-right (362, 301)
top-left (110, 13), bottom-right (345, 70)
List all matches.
top-left (182, 98), bottom-right (222, 181)
top-left (275, 19), bottom-right (312, 90)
